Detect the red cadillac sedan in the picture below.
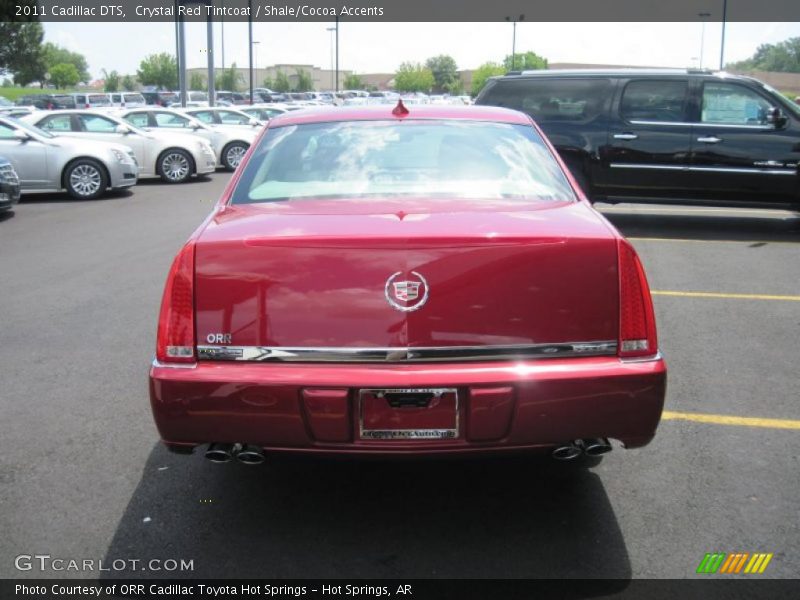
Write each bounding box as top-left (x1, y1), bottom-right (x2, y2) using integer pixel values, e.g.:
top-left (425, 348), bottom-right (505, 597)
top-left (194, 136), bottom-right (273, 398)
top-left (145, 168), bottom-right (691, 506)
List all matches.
top-left (149, 102), bottom-right (666, 465)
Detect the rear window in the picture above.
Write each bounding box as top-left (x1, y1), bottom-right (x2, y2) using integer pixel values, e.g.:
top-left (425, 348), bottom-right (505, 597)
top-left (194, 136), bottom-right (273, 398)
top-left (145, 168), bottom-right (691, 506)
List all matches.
top-left (231, 120), bottom-right (575, 205)
top-left (479, 78), bottom-right (611, 123)
top-left (124, 93), bottom-right (145, 103)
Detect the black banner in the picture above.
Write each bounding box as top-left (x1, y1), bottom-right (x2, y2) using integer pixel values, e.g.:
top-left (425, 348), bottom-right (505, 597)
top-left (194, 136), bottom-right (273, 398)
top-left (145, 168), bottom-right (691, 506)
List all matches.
top-left (3, 579), bottom-right (800, 600)
top-left (3, 0), bottom-right (800, 22)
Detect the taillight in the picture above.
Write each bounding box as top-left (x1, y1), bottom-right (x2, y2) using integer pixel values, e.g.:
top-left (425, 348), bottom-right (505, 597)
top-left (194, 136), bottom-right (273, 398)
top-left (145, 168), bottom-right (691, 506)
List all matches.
top-left (156, 242), bottom-right (196, 363)
top-left (617, 239), bottom-right (658, 359)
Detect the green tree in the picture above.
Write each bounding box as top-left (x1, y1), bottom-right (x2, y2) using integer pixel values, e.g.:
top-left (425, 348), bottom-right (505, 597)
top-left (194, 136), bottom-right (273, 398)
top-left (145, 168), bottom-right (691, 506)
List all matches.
top-left (471, 62), bottom-right (506, 96)
top-left (121, 75), bottom-right (137, 91)
top-left (103, 69), bottom-right (120, 92)
top-left (0, 21), bottom-right (45, 84)
top-left (42, 43), bottom-right (90, 82)
top-left (189, 72), bottom-right (206, 91)
top-left (273, 70), bottom-right (291, 92)
top-left (216, 63), bottom-right (241, 91)
top-left (394, 62), bottom-right (434, 93)
top-left (343, 73), bottom-right (364, 89)
top-left (49, 63), bottom-right (80, 89)
top-left (137, 53), bottom-right (178, 90)
top-left (503, 51), bottom-right (548, 72)
top-left (728, 37), bottom-right (800, 73)
top-left (425, 55), bottom-right (460, 94)
top-left (294, 69), bottom-right (314, 92)
top-left (262, 76), bottom-right (275, 90)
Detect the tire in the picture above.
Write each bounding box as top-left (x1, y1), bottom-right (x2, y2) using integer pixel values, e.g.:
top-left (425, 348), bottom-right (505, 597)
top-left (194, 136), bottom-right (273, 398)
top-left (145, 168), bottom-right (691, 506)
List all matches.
top-left (158, 148), bottom-right (193, 184)
top-left (64, 159), bottom-right (108, 200)
top-left (222, 141), bottom-right (248, 171)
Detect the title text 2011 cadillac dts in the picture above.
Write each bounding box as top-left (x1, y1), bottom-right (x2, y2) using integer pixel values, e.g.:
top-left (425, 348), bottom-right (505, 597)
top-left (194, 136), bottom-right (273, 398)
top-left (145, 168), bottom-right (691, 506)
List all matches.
top-left (148, 102), bottom-right (666, 465)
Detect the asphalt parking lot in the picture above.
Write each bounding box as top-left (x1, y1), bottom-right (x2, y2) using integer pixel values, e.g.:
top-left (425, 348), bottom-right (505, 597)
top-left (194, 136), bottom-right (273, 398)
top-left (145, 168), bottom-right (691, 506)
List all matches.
top-left (1, 174), bottom-right (798, 582)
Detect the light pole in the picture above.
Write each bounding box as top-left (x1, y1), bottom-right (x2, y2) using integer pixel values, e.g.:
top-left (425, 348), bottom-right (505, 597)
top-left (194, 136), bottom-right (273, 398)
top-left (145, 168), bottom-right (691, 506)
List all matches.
top-left (505, 14), bottom-right (525, 71)
top-left (720, 0), bottom-right (728, 70)
top-left (698, 12), bottom-right (711, 69)
top-left (326, 26), bottom-right (335, 90)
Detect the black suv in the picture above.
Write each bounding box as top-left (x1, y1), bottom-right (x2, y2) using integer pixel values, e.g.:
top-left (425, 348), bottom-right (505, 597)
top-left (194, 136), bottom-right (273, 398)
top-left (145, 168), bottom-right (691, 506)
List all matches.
top-left (476, 69), bottom-right (800, 209)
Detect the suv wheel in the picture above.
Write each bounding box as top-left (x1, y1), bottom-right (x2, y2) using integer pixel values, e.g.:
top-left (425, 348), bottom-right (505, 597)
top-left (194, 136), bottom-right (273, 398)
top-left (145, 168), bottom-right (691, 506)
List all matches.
top-left (65, 159), bottom-right (107, 200)
top-left (222, 142), bottom-right (248, 171)
top-left (159, 149), bottom-right (193, 183)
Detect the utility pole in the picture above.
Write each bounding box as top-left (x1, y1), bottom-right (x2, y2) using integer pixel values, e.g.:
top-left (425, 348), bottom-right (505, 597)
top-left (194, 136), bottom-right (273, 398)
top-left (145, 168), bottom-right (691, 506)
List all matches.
top-left (720, 0), bottom-right (728, 70)
top-left (505, 14), bottom-right (525, 71)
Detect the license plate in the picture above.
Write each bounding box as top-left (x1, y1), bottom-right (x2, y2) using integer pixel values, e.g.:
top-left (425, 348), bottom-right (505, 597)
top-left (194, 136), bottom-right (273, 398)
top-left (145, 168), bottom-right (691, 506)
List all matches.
top-left (359, 388), bottom-right (458, 440)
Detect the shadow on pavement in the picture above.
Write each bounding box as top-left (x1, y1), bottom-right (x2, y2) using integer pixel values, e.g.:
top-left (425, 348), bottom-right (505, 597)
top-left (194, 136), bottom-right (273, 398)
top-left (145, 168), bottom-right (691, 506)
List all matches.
top-left (18, 189), bottom-right (134, 204)
top-left (599, 207), bottom-right (800, 243)
top-left (102, 443), bottom-right (631, 584)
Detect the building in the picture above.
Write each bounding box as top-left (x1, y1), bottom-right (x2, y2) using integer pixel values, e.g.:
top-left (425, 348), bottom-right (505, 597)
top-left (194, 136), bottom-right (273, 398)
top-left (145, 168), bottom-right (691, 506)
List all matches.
top-left (186, 64), bottom-right (351, 91)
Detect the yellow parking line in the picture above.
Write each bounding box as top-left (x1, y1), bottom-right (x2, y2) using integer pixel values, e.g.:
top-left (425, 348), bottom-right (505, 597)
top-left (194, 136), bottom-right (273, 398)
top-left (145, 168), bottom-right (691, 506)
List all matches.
top-left (662, 410), bottom-right (800, 430)
top-left (652, 290), bottom-right (800, 302)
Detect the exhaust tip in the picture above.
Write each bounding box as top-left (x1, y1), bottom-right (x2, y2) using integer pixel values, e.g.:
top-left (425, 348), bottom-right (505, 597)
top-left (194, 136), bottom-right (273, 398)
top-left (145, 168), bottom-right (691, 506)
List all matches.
top-left (204, 442), bottom-right (237, 463)
top-left (583, 438), bottom-right (613, 456)
top-left (237, 445), bottom-right (266, 465)
top-left (552, 442), bottom-right (583, 461)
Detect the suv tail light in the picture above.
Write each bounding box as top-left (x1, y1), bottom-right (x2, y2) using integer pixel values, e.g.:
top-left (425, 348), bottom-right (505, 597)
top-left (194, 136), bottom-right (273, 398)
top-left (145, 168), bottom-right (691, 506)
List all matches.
top-left (156, 242), bottom-right (196, 363)
top-left (617, 239), bottom-right (658, 359)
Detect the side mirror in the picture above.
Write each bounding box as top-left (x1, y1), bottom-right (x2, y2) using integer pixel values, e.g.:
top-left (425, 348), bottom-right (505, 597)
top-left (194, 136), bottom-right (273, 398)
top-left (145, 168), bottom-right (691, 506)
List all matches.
top-left (766, 106), bottom-right (786, 127)
top-left (13, 129), bottom-right (30, 141)
top-left (248, 118), bottom-right (260, 126)
top-left (115, 124), bottom-right (131, 134)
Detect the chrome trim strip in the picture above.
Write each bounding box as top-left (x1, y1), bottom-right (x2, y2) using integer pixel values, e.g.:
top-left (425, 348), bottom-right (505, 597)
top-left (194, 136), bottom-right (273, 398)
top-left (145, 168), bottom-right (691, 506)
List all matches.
top-left (196, 341), bottom-right (618, 363)
top-left (151, 358), bottom-right (198, 369)
top-left (628, 120), bottom-right (773, 130)
top-left (609, 163), bottom-right (795, 175)
top-left (359, 388), bottom-right (459, 440)
top-left (619, 351), bottom-right (664, 364)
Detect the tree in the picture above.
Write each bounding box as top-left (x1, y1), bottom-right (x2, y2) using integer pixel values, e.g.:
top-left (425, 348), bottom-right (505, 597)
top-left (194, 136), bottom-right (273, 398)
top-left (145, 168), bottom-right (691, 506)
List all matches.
top-left (103, 69), bottom-right (120, 92)
top-left (273, 70), bottom-right (291, 92)
top-left (503, 51), bottom-right (548, 72)
top-left (121, 75), bottom-right (137, 91)
top-left (262, 76), bottom-right (275, 90)
top-left (137, 53), bottom-right (178, 90)
top-left (294, 69), bottom-right (314, 92)
top-left (189, 72), bottom-right (206, 91)
top-left (49, 63), bottom-right (80, 89)
top-left (728, 37), bottom-right (800, 73)
top-left (42, 43), bottom-right (90, 82)
top-left (0, 21), bottom-right (44, 82)
top-left (216, 63), bottom-right (241, 91)
top-left (1, 22), bottom-right (46, 86)
top-left (471, 62), bottom-right (506, 96)
top-left (343, 73), bottom-right (363, 89)
top-left (425, 55), bottom-right (460, 94)
top-left (394, 62), bottom-right (434, 93)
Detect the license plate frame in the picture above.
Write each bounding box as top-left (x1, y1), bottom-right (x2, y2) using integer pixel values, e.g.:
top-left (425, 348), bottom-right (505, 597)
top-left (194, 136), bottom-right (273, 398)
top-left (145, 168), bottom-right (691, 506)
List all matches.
top-left (358, 388), bottom-right (459, 440)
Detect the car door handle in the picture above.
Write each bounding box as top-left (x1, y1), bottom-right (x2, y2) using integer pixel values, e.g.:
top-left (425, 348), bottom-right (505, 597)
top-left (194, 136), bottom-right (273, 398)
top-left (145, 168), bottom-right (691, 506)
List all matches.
top-left (697, 136), bottom-right (722, 144)
top-left (613, 133), bottom-right (638, 140)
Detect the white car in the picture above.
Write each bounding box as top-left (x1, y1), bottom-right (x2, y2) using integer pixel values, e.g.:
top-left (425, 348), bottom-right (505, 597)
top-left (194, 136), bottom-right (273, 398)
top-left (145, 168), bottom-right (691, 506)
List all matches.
top-left (0, 116), bottom-right (138, 200)
top-left (24, 110), bottom-right (216, 184)
top-left (119, 108), bottom-right (257, 171)
top-left (181, 106), bottom-right (265, 128)
top-left (107, 92), bottom-right (147, 108)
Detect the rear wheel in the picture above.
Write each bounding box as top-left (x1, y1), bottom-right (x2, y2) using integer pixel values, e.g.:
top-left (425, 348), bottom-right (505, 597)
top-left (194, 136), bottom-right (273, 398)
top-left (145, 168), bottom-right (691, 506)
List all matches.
top-left (64, 159), bottom-right (107, 200)
top-left (222, 141), bottom-right (248, 171)
top-left (159, 149), bottom-right (193, 183)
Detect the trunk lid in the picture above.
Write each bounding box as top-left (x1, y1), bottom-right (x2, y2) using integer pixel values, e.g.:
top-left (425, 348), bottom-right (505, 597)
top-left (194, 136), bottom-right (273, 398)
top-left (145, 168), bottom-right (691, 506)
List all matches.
top-left (194, 199), bottom-right (619, 351)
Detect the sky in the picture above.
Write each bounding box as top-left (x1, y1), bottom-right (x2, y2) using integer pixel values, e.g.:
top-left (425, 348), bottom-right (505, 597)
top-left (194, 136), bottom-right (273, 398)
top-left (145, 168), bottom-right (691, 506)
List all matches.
top-left (43, 21), bottom-right (800, 81)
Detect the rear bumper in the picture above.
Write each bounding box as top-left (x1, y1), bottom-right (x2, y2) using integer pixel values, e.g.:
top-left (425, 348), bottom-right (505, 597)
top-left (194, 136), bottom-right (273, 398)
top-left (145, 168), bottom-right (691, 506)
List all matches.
top-left (149, 355), bottom-right (666, 455)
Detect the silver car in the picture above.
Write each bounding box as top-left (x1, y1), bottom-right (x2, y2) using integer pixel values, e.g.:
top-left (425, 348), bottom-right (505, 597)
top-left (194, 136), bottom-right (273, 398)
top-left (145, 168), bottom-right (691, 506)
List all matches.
top-left (119, 108), bottom-right (257, 171)
top-left (181, 106), bottom-right (265, 128)
top-left (24, 110), bottom-right (216, 184)
top-left (0, 117), bottom-right (138, 200)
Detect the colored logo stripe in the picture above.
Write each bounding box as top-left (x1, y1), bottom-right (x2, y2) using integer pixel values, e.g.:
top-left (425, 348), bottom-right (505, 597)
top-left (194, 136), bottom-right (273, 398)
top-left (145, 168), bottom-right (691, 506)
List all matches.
top-left (698, 552), bottom-right (773, 574)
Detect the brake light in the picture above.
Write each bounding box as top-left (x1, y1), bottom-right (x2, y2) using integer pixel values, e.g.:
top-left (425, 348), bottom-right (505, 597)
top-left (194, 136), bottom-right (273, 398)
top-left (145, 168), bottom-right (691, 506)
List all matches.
top-left (617, 239), bottom-right (658, 359)
top-left (155, 242), bottom-right (196, 363)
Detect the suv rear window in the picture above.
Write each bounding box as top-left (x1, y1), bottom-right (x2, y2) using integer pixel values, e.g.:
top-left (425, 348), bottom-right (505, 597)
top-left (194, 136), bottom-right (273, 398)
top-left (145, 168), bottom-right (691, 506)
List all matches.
top-left (479, 78), bottom-right (611, 123)
top-left (231, 120), bottom-right (575, 205)
top-left (620, 80), bottom-right (687, 123)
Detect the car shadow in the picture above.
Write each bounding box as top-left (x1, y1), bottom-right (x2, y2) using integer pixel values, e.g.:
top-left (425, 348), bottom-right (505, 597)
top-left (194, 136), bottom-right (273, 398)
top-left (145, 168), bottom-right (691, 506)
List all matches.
top-left (598, 205), bottom-right (800, 243)
top-left (101, 443), bottom-right (631, 587)
top-left (133, 175), bottom-right (214, 186)
top-left (0, 209), bottom-right (14, 222)
top-left (19, 189), bottom-right (134, 204)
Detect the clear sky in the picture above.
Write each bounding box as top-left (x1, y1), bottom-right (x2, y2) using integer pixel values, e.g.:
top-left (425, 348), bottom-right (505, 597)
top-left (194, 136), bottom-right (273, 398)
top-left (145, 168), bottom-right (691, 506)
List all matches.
top-left (43, 21), bottom-right (800, 80)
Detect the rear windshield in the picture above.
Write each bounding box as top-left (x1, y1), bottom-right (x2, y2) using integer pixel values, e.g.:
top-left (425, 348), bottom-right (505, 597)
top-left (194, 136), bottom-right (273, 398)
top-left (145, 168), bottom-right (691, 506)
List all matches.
top-left (231, 120), bottom-right (575, 205)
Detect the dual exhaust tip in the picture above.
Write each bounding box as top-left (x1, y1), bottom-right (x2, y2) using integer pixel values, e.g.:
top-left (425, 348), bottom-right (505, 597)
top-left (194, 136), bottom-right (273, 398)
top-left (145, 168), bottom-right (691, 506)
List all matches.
top-left (205, 443), bottom-right (265, 465)
top-left (552, 438), bottom-right (612, 460)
